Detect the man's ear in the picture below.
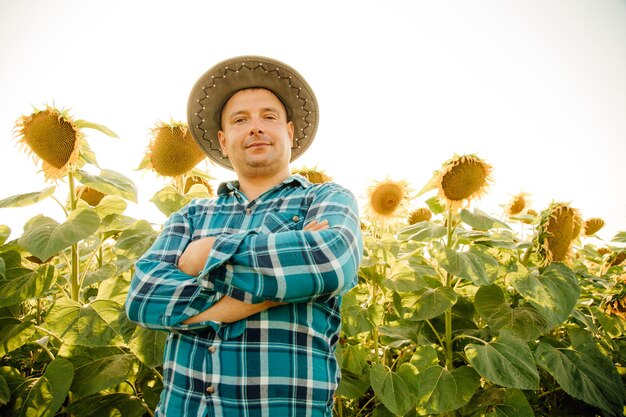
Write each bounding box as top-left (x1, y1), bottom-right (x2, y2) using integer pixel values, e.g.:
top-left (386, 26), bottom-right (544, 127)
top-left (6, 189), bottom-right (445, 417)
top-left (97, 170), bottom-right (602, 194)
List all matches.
top-left (217, 131), bottom-right (228, 157)
top-left (287, 121), bottom-right (295, 147)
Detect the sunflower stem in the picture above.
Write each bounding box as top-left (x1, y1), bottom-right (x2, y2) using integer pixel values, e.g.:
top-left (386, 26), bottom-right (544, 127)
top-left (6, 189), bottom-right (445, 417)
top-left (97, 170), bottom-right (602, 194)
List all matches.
top-left (444, 208), bottom-right (455, 372)
top-left (68, 172), bottom-right (80, 302)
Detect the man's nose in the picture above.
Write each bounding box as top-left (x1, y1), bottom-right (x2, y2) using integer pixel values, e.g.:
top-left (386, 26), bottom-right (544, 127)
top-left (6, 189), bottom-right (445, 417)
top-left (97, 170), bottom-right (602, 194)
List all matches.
top-left (249, 120), bottom-right (263, 135)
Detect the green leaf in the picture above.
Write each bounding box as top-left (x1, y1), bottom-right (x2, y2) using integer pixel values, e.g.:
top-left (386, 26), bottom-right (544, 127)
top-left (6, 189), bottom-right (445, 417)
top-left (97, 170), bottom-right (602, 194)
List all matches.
top-left (96, 275), bottom-right (130, 305)
top-left (150, 185), bottom-right (185, 216)
top-left (114, 220), bottom-right (157, 258)
top-left (93, 195), bottom-right (127, 219)
top-left (611, 231), bottom-right (626, 243)
top-left (397, 221), bottom-right (447, 242)
top-left (0, 318), bottom-right (35, 356)
top-left (6, 357), bottom-right (73, 417)
top-left (425, 195), bottom-right (444, 215)
top-left (74, 169), bottom-right (137, 203)
top-left (406, 286), bottom-right (458, 321)
top-left (465, 331), bottom-right (539, 390)
top-left (0, 225), bottom-right (10, 246)
top-left (0, 265), bottom-right (56, 307)
top-left (370, 363), bottom-right (415, 416)
top-left (63, 393), bottom-right (147, 417)
top-left (509, 262), bottom-right (580, 329)
top-left (335, 371), bottom-right (370, 399)
top-left (535, 327), bottom-right (625, 416)
top-left (74, 119), bottom-right (119, 138)
top-left (437, 247), bottom-right (499, 286)
top-left (45, 299), bottom-right (124, 347)
top-left (127, 326), bottom-right (167, 367)
top-left (18, 209), bottom-right (100, 260)
top-left (82, 263), bottom-right (117, 287)
top-left (487, 388), bottom-right (534, 417)
top-left (71, 353), bottom-right (136, 398)
top-left (409, 345), bottom-right (440, 369)
top-left (0, 187), bottom-right (55, 208)
top-left (475, 284), bottom-right (548, 340)
top-left (460, 208), bottom-right (510, 231)
top-left (411, 365), bottom-right (480, 415)
top-left (0, 374), bottom-right (9, 406)
top-left (340, 343), bottom-right (371, 375)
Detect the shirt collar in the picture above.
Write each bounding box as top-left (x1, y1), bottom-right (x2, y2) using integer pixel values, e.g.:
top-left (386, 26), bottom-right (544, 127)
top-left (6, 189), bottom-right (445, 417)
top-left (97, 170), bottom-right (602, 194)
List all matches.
top-left (217, 174), bottom-right (312, 196)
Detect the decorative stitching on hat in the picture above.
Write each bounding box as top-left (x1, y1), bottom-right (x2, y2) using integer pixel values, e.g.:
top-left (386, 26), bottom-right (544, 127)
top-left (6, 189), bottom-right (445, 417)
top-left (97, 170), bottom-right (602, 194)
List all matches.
top-left (193, 60), bottom-right (313, 160)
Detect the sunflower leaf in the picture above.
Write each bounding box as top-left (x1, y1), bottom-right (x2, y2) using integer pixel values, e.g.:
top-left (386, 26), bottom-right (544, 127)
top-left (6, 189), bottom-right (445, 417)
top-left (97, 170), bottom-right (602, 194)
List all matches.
top-left (611, 231), bottom-right (626, 243)
top-left (0, 187), bottom-right (55, 208)
top-left (75, 169), bottom-right (138, 203)
top-left (74, 119), bottom-right (119, 138)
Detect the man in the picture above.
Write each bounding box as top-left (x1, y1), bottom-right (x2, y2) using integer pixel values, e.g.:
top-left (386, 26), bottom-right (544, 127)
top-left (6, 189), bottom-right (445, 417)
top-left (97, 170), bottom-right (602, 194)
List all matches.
top-left (125, 56), bottom-right (363, 417)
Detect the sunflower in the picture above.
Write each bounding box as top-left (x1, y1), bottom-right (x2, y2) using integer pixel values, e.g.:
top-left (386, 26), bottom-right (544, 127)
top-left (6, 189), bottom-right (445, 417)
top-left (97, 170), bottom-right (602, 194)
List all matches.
top-left (364, 178), bottom-right (412, 227)
top-left (434, 154), bottom-right (493, 210)
top-left (183, 174), bottom-right (214, 195)
top-left (291, 166), bottom-right (332, 184)
top-left (407, 208), bottom-right (432, 224)
top-left (583, 217), bottom-right (605, 236)
top-left (76, 186), bottom-right (106, 206)
top-left (140, 121), bottom-right (205, 177)
top-left (14, 106), bottom-right (83, 181)
top-left (506, 192), bottom-right (529, 216)
top-left (535, 202), bottom-right (582, 266)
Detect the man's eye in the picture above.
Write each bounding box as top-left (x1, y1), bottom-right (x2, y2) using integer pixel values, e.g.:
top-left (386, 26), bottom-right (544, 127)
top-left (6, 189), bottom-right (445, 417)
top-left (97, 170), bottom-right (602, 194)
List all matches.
top-left (233, 118), bottom-right (245, 124)
top-left (264, 114), bottom-right (277, 120)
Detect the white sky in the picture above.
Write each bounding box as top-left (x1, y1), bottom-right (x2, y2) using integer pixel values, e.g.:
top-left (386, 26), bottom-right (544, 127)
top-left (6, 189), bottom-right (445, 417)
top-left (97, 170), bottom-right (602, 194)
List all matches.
top-left (1, 0), bottom-right (625, 242)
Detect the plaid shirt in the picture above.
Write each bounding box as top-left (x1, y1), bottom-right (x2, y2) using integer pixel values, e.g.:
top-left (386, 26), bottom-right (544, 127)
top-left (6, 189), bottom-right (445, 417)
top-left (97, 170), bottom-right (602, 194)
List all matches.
top-left (125, 175), bottom-right (363, 417)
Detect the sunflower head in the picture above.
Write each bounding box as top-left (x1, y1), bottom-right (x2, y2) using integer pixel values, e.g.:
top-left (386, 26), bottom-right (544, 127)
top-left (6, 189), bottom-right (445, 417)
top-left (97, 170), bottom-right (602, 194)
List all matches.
top-left (435, 154), bottom-right (492, 210)
top-left (76, 186), bottom-right (106, 206)
top-left (142, 121), bottom-right (205, 177)
top-left (291, 166), bottom-right (332, 184)
top-left (602, 284), bottom-right (626, 321)
top-left (183, 175), bottom-right (213, 195)
top-left (507, 193), bottom-right (529, 216)
top-left (608, 251), bottom-right (626, 268)
top-left (535, 202), bottom-right (582, 266)
top-left (583, 218), bottom-right (605, 236)
top-left (364, 178), bottom-right (412, 228)
top-left (407, 208), bottom-right (432, 224)
top-left (14, 106), bottom-right (83, 181)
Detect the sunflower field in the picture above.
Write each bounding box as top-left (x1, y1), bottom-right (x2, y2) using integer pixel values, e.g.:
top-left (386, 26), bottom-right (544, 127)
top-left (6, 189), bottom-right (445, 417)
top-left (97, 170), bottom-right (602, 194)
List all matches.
top-left (1, 107), bottom-right (625, 417)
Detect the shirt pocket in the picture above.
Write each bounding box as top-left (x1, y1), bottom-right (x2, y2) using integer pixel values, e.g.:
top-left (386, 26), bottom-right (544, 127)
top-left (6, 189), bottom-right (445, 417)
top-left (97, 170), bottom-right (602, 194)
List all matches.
top-left (259, 211), bottom-right (305, 234)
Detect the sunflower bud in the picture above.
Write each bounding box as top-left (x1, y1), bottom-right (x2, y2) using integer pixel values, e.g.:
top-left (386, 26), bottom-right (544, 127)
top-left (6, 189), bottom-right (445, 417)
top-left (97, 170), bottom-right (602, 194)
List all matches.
top-left (408, 208), bottom-right (432, 224)
top-left (584, 218), bottom-right (605, 236)
top-left (146, 121), bottom-right (205, 177)
top-left (507, 193), bottom-right (527, 216)
top-left (436, 155), bottom-right (492, 209)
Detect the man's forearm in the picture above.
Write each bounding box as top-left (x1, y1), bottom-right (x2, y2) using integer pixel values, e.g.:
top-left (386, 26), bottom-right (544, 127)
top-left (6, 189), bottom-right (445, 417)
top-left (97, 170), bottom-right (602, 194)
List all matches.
top-left (181, 295), bottom-right (284, 324)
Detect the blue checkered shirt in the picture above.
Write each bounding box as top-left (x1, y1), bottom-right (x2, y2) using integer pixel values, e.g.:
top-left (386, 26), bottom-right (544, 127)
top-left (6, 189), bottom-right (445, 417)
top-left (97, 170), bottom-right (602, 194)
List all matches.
top-left (125, 175), bottom-right (363, 416)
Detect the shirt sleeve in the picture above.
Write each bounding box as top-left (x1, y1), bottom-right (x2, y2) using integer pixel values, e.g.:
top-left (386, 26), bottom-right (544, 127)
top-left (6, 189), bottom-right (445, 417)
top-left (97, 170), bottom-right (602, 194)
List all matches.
top-left (125, 201), bottom-right (222, 332)
top-left (198, 184), bottom-right (363, 303)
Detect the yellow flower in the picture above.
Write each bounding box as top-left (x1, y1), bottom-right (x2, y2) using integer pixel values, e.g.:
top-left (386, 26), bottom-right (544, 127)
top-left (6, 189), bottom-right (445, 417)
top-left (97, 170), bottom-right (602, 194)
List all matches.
top-left (364, 178), bottom-right (412, 227)
top-left (583, 218), bottom-right (605, 236)
top-left (507, 193), bottom-right (529, 216)
top-left (435, 154), bottom-right (492, 210)
top-left (76, 186), bottom-right (106, 206)
top-left (183, 174), bottom-right (213, 195)
top-left (291, 166), bottom-right (332, 184)
top-left (14, 106), bottom-right (83, 181)
top-left (535, 202), bottom-right (582, 266)
top-left (141, 121), bottom-right (205, 177)
top-left (407, 208), bottom-right (432, 224)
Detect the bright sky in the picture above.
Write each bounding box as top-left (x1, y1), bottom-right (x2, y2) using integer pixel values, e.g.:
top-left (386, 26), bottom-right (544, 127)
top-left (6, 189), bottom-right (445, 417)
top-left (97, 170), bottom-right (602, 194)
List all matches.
top-left (1, 0), bottom-right (625, 243)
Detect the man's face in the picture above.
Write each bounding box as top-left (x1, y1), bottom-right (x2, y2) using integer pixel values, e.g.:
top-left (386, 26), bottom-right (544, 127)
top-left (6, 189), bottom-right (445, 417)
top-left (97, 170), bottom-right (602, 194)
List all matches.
top-left (218, 88), bottom-right (294, 177)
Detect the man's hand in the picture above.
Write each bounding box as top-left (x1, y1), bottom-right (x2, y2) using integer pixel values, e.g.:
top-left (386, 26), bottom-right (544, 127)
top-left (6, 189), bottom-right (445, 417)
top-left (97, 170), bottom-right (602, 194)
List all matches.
top-left (178, 236), bottom-right (216, 276)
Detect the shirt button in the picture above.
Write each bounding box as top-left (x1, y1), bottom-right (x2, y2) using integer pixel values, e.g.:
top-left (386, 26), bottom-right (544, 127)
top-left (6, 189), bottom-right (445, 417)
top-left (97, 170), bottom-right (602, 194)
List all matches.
top-left (292, 215), bottom-right (300, 222)
top-left (246, 208), bottom-right (251, 215)
top-left (208, 346), bottom-right (216, 353)
top-left (206, 386), bottom-right (215, 394)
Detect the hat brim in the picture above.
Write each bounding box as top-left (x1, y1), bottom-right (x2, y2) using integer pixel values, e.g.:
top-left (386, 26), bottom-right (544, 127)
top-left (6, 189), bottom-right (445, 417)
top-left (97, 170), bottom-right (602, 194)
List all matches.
top-left (187, 56), bottom-right (318, 171)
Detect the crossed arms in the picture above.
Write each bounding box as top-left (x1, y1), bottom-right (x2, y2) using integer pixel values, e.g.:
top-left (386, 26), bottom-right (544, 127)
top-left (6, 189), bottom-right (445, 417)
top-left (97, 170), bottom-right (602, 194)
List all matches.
top-left (125, 184), bottom-right (363, 332)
